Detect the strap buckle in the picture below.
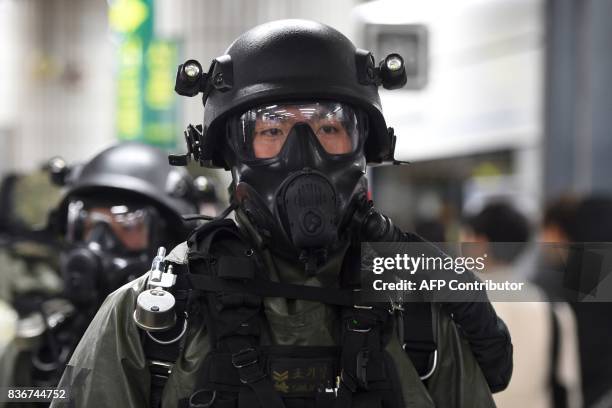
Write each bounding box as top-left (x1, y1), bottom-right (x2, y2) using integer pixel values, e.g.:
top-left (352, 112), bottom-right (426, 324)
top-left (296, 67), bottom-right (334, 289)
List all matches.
top-left (388, 297), bottom-right (404, 314)
top-left (352, 289), bottom-right (373, 310)
top-left (231, 348), bottom-right (267, 384)
top-left (149, 359), bottom-right (173, 383)
top-left (346, 319), bottom-right (372, 333)
top-left (231, 347), bottom-right (258, 368)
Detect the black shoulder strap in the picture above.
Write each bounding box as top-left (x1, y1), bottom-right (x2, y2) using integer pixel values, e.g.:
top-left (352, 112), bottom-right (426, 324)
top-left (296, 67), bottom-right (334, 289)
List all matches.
top-left (400, 302), bottom-right (437, 380)
top-left (144, 218), bottom-right (239, 408)
top-left (549, 302), bottom-right (568, 408)
top-left (332, 244), bottom-right (405, 408)
top-left (341, 242), bottom-right (437, 381)
top-left (186, 219), bottom-right (286, 408)
top-left (187, 218), bottom-right (238, 248)
top-left (143, 263), bottom-right (192, 408)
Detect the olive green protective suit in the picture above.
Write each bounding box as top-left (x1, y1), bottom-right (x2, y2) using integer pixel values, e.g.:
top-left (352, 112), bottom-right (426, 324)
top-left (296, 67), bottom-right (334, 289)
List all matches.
top-left (51, 239), bottom-right (496, 408)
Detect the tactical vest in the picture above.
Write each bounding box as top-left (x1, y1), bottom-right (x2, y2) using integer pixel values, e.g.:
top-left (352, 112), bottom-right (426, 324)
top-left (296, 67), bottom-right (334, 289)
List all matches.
top-left (144, 219), bottom-right (496, 408)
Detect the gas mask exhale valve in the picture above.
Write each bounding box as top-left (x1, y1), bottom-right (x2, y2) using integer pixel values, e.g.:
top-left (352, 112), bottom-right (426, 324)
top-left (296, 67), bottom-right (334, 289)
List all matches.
top-left (278, 169), bottom-right (338, 275)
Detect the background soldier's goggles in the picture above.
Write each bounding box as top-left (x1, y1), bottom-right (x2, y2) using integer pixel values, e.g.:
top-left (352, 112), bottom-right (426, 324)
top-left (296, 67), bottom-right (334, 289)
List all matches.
top-left (234, 101), bottom-right (361, 160)
top-left (66, 200), bottom-right (151, 251)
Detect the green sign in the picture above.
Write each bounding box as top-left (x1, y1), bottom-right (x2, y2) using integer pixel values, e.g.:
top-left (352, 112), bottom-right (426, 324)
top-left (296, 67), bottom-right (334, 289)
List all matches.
top-left (111, 0), bottom-right (179, 149)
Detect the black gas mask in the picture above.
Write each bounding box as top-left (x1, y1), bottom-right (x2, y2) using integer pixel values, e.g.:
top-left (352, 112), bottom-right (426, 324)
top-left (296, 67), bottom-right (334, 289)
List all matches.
top-left (227, 101), bottom-right (368, 271)
top-left (60, 200), bottom-right (157, 306)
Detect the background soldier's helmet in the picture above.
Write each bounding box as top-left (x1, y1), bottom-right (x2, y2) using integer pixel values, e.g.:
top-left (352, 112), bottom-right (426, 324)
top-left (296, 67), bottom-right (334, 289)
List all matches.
top-left (52, 142), bottom-right (202, 305)
top-left (54, 142), bottom-right (200, 241)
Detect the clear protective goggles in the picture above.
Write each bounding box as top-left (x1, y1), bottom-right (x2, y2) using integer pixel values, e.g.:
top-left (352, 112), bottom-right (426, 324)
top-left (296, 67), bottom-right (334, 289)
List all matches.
top-left (66, 200), bottom-right (151, 251)
top-left (234, 101), bottom-right (362, 160)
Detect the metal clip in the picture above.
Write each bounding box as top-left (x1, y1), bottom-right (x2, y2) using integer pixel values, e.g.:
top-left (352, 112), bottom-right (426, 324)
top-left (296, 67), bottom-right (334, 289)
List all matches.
top-left (148, 248), bottom-right (176, 290)
top-left (388, 298), bottom-right (404, 315)
top-left (419, 349), bottom-right (438, 380)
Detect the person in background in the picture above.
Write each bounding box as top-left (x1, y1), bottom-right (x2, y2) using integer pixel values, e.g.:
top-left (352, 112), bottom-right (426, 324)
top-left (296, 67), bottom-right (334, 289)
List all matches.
top-left (0, 166), bottom-right (65, 407)
top-left (462, 202), bottom-right (582, 408)
top-left (0, 167), bottom-right (64, 307)
top-left (534, 195), bottom-right (580, 301)
top-left (1, 142), bottom-right (206, 397)
top-left (543, 195), bottom-right (612, 408)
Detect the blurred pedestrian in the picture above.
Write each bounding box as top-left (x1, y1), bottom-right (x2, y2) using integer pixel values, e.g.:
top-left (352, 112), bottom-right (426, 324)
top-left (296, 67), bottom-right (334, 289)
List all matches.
top-left (543, 195), bottom-right (612, 408)
top-left (463, 202), bottom-right (582, 408)
top-left (534, 195), bottom-right (580, 301)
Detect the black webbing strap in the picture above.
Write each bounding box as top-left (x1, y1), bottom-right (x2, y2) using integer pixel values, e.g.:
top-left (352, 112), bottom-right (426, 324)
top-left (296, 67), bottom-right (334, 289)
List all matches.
top-left (400, 302), bottom-right (437, 378)
top-left (144, 318), bottom-right (184, 408)
top-left (144, 314), bottom-right (189, 408)
top-left (148, 359), bottom-right (175, 408)
top-left (188, 274), bottom-right (356, 307)
top-left (334, 306), bottom-right (390, 408)
top-left (144, 272), bottom-right (191, 408)
top-left (217, 256), bottom-right (256, 280)
top-left (225, 337), bottom-right (286, 408)
top-left (549, 303), bottom-right (568, 408)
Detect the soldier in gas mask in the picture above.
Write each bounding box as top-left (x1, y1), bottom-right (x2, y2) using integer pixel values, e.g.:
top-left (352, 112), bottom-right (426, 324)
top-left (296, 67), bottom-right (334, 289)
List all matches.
top-left (56, 142), bottom-right (200, 310)
top-left (54, 20), bottom-right (512, 408)
top-left (7, 142), bottom-right (204, 389)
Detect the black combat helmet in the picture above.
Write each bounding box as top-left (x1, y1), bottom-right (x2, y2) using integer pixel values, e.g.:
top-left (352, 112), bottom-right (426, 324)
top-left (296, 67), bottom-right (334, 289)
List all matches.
top-left (56, 142), bottom-right (199, 238)
top-left (174, 19), bottom-right (406, 168)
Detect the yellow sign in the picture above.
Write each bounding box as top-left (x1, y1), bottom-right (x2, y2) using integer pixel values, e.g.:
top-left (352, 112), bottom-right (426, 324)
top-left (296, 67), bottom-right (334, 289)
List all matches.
top-left (145, 41), bottom-right (177, 109)
top-left (109, 0), bottom-right (149, 34)
top-left (116, 38), bottom-right (143, 139)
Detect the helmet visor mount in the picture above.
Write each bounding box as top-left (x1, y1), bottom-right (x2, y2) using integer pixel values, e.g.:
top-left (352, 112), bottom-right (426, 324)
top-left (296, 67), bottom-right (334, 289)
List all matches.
top-left (233, 101), bottom-right (362, 161)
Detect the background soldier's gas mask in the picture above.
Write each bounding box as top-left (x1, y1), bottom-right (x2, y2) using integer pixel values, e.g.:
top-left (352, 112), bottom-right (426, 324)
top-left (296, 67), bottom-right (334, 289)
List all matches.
top-left (61, 198), bottom-right (160, 306)
top-left (226, 101), bottom-right (369, 271)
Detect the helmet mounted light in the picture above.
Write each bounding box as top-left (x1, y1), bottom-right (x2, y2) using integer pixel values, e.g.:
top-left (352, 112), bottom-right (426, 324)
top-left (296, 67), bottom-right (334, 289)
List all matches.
top-left (380, 54), bottom-right (407, 90)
